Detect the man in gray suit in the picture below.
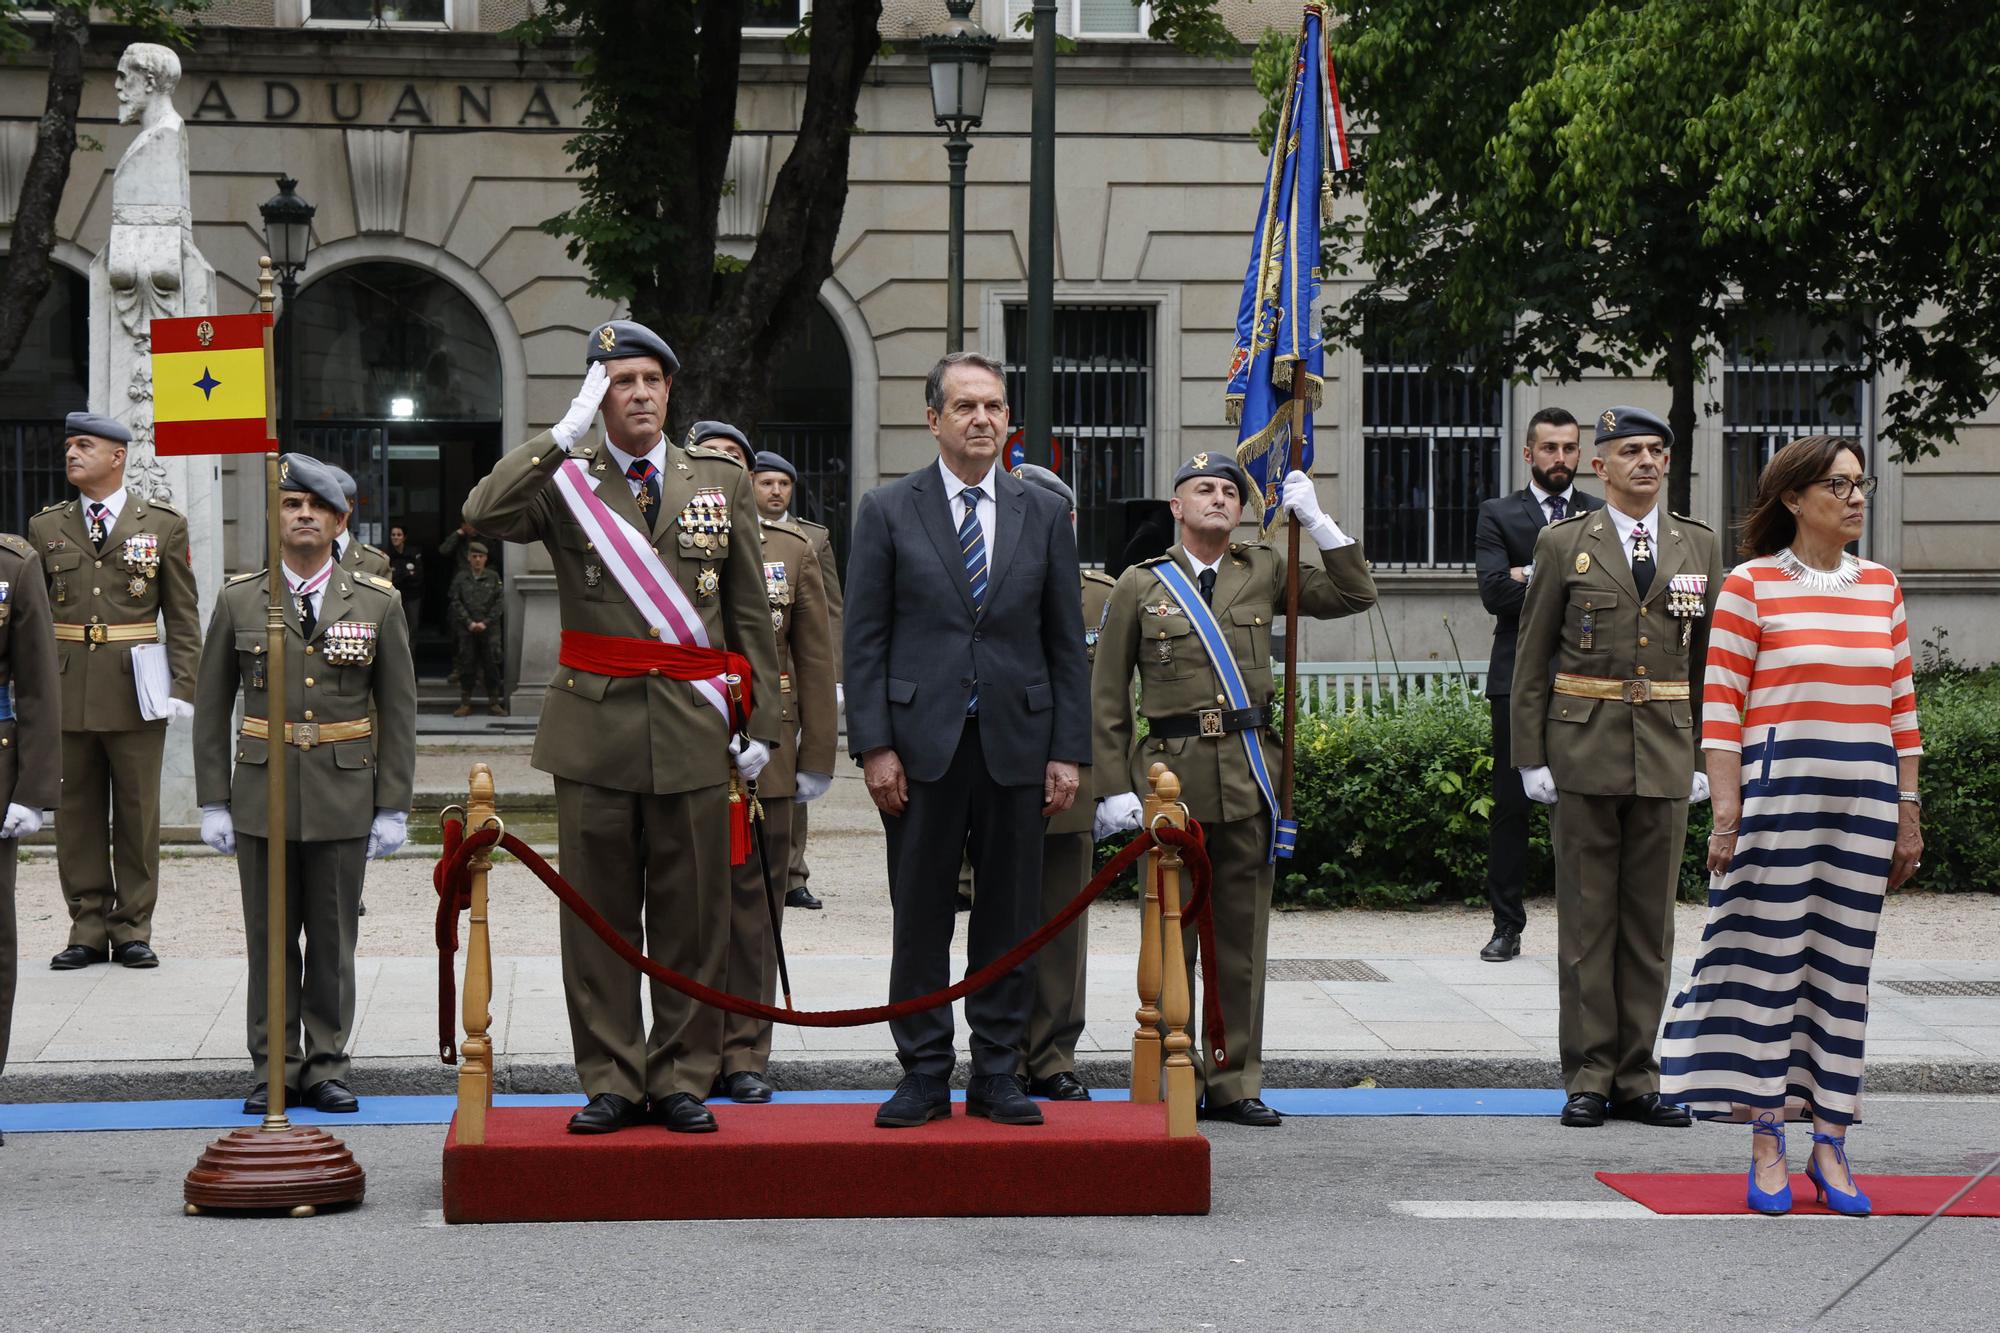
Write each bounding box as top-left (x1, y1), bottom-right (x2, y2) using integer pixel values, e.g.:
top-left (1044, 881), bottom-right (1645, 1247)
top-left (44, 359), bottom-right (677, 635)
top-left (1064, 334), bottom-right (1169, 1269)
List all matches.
top-left (844, 351), bottom-right (1091, 1130)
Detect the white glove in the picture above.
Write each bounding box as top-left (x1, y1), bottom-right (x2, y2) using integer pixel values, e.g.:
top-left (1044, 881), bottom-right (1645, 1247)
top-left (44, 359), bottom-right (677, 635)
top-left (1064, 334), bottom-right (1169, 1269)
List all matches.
top-left (730, 735), bottom-right (772, 782)
top-left (793, 771), bottom-right (832, 803)
top-left (163, 698), bottom-right (195, 723)
top-left (1279, 470), bottom-right (1352, 550)
top-left (1520, 766), bottom-right (1559, 805)
top-left (366, 808), bottom-right (408, 860)
top-left (200, 803), bottom-right (236, 855)
top-left (1093, 793), bottom-right (1145, 842)
top-left (1690, 771), bottom-right (1711, 804)
top-left (550, 362), bottom-right (610, 451)
top-left (2, 802), bottom-right (43, 840)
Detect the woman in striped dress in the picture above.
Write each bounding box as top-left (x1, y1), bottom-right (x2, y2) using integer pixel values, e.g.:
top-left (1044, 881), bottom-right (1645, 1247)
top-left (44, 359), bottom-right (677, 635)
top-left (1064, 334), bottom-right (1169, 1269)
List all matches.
top-left (1659, 435), bottom-right (1924, 1216)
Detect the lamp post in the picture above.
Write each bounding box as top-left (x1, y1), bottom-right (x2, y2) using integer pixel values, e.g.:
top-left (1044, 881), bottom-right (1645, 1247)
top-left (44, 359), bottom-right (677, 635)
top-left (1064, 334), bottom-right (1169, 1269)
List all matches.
top-left (258, 177), bottom-right (316, 452)
top-left (1023, 0), bottom-right (1057, 468)
top-left (925, 0), bottom-right (994, 353)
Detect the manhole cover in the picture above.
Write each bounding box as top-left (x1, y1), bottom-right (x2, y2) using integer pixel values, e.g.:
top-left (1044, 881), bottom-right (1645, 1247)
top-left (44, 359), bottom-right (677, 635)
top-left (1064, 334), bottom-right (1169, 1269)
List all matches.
top-left (1879, 979), bottom-right (2000, 998)
top-left (1266, 958), bottom-right (1391, 983)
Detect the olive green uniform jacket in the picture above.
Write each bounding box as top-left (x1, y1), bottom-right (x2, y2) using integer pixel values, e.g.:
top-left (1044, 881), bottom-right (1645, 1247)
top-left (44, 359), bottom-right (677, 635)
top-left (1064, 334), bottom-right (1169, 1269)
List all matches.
top-left (794, 516), bottom-right (844, 680)
top-left (0, 535), bottom-right (61, 816)
top-left (1047, 568), bottom-right (1117, 836)
top-left (753, 518), bottom-right (837, 798)
top-left (340, 538), bottom-right (393, 580)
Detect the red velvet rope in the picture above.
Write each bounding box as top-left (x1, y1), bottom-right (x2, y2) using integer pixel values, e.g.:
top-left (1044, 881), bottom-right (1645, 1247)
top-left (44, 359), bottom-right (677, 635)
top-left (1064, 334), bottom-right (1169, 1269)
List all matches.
top-left (432, 819), bottom-right (1225, 1070)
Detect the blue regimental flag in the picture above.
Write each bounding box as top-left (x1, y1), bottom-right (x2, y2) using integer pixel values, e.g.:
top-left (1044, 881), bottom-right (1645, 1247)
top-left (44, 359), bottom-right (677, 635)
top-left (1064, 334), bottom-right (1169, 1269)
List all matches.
top-left (1224, 4), bottom-right (1350, 531)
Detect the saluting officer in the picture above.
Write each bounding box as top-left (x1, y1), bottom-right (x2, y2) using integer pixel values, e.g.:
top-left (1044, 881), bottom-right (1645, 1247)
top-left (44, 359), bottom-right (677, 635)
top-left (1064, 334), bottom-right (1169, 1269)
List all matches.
top-left (328, 465), bottom-right (393, 579)
top-left (1, 531), bottom-right (61, 1133)
top-left (29, 412), bottom-right (201, 971)
top-left (448, 541), bottom-right (507, 717)
top-left (1093, 455), bottom-right (1377, 1126)
top-left (462, 321), bottom-right (781, 1136)
top-left (193, 454), bottom-right (417, 1115)
top-left (1511, 405), bottom-right (1725, 1129)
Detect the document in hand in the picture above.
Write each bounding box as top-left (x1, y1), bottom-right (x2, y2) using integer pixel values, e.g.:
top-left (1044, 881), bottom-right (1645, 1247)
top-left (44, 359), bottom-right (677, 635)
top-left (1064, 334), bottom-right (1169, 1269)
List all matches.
top-left (131, 641), bottom-right (173, 721)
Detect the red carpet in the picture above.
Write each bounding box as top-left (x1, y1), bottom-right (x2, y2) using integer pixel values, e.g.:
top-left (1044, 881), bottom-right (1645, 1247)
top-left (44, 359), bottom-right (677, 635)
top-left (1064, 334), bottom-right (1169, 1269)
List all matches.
top-left (1597, 1171), bottom-right (2000, 1217)
top-left (443, 1102), bottom-right (1210, 1223)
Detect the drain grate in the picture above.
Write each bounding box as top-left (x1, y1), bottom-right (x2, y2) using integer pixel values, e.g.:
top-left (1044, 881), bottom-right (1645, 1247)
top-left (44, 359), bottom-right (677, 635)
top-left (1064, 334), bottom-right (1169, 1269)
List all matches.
top-left (1879, 979), bottom-right (2000, 998)
top-left (1266, 958), bottom-right (1391, 983)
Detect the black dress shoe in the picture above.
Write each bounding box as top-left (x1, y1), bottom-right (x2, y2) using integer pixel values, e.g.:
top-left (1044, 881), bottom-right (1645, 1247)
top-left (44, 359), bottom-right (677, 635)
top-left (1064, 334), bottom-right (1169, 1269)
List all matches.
top-left (568, 1092), bottom-right (645, 1135)
top-left (966, 1073), bottom-right (1044, 1125)
top-left (303, 1079), bottom-right (360, 1114)
top-left (784, 886), bottom-right (823, 910)
top-left (1609, 1092), bottom-right (1693, 1127)
top-left (720, 1070), bottom-right (775, 1103)
top-left (112, 941), bottom-right (160, 968)
top-left (875, 1073), bottom-right (952, 1128)
top-left (1027, 1071), bottom-right (1092, 1101)
top-left (1561, 1091), bottom-right (1610, 1127)
top-left (650, 1092), bottom-right (718, 1134)
top-left (1479, 931), bottom-right (1521, 962)
top-left (241, 1083), bottom-right (303, 1116)
top-left (49, 945), bottom-right (107, 971)
top-left (1199, 1096), bottom-right (1283, 1127)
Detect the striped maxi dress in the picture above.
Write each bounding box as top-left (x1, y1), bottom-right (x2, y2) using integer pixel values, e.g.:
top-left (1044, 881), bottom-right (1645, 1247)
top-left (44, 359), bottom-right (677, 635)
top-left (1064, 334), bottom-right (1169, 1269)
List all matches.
top-left (1658, 556), bottom-right (1921, 1124)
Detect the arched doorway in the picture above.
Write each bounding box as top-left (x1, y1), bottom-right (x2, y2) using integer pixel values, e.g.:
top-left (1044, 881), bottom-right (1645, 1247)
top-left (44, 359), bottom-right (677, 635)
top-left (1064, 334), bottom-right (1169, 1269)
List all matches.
top-left (290, 261), bottom-right (503, 674)
top-left (0, 264), bottom-right (89, 531)
top-left (757, 299), bottom-right (853, 568)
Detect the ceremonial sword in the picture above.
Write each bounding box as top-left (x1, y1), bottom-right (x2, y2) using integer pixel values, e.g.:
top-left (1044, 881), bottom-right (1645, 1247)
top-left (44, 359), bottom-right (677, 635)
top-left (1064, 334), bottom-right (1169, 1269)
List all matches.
top-left (747, 780), bottom-right (795, 1009)
top-left (1815, 1149), bottom-right (2000, 1321)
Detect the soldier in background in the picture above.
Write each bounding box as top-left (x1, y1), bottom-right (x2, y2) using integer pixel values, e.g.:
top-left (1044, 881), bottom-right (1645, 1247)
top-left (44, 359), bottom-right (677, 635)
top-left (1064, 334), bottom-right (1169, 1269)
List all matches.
top-left (328, 465), bottom-right (393, 579)
top-left (448, 541), bottom-right (507, 717)
top-left (1, 530), bottom-right (61, 1142)
top-left (29, 412), bottom-right (201, 971)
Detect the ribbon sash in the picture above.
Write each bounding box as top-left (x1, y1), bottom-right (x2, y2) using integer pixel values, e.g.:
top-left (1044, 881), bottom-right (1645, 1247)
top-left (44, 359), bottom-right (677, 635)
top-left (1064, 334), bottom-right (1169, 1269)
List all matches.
top-left (549, 457), bottom-right (732, 724)
top-left (1151, 560), bottom-right (1283, 863)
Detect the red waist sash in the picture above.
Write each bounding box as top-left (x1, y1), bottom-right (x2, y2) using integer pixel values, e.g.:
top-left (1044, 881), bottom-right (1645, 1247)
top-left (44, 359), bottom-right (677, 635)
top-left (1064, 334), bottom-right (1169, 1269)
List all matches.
top-left (558, 629), bottom-right (753, 728)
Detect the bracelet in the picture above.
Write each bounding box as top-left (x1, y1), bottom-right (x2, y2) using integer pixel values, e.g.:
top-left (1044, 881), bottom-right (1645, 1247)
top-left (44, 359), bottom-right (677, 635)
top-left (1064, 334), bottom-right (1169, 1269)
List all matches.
top-left (1708, 826), bottom-right (1739, 838)
top-left (1898, 790), bottom-right (1921, 806)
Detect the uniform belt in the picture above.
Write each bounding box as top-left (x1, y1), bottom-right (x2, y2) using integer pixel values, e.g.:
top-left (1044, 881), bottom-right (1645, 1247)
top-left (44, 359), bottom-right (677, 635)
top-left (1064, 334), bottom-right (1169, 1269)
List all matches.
top-left (1553, 672), bottom-right (1691, 704)
top-left (53, 621), bottom-right (159, 645)
top-left (240, 716), bottom-right (373, 749)
top-left (1147, 704), bottom-right (1271, 739)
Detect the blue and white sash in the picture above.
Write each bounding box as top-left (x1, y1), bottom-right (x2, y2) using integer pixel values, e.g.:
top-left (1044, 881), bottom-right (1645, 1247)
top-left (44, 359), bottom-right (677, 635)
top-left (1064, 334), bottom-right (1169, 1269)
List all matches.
top-left (1150, 560), bottom-right (1294, 863)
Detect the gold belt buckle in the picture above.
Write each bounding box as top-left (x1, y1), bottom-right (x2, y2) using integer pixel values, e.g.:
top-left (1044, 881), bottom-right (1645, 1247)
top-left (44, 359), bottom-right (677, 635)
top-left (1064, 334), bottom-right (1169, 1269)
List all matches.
top-left (87, 623), bottom-right (109, 644)
top-left (1623, 678), bottom-right (1652, 705)
top-left (293, 721), bottom-right (320, 750)
top-left (1197, 707), bottom-right (1224, 737)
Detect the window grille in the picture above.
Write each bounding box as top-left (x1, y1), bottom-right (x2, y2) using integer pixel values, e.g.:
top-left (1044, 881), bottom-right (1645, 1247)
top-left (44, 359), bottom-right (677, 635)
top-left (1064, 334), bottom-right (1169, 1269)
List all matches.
top-left (1003, 1), bottom-right (1150, 37)
top-left (306, 0), bottom-right (448, 24)
top-left (1360, 333), bottom-right (1504, 570)
top-left (1723, 315), bottom-right (1868, 539)
top-left (1, 422), bottom-right (69, 534)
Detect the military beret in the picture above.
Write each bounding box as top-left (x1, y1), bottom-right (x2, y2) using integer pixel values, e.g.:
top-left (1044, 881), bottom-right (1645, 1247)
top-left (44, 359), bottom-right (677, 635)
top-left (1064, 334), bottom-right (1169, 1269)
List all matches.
top-left (687, 419), bottom-right (751, 461)
top-left (1011, 462), bottom-right (1074, 511)
top-left (586, 319), bottom-right (679, 376)
top-left (64, 411), bottom-right (133, 444)
top-left (467, 540), bottom-right (490, 556)
top-left (328, 464), bottom-right (358, 502)
top-left (1171, 450), bottom-right (1249, 498)
top-left (751, 450), bottom-right (797, 483)
top-left (1594, 405), bottom-right (1673, 449)
top-left (277, 453), bottom-right (349, 515)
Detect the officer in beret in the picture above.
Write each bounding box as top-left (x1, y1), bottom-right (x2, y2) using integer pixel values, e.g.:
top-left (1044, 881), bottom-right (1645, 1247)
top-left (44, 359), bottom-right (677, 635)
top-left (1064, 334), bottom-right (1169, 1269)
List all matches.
top-left (448, 541), bottom-right (507, 717)
top-left (462, 319), bottom-right (781, 1135)
top-left (193, 454), bottom-right (417, 1115)
top-left (327, 465), bottom-right (393, 579)
top-left (1511, 406), bottom-right (1724, 1128)
top-left (1092, 453), bottom-right (1377, 1126)
top-left (745, 448), bottom-right (845, 912)
top-left (28, 412), bottom-right (202, 971)
top-left (1, 526), bottom-right (61, 1136)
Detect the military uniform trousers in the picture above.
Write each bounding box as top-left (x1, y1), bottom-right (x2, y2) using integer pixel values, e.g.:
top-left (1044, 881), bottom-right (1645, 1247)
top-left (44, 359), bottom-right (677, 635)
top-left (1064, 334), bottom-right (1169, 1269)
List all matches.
top-left (1174, 813), bottom-right (1275, 1106)
top-left (58, 726), bottom-right (168, 949)
top-left (555, 776), bottom-right (731, 1103)
top-left (719, 797), bottom-right (797, 1074)
top-left (1023, 829), bottom-right (1092, 1081)
top-left (1551, 790), bottom-right (1686, 1101)
top-left (453, 629), bottom-right (504, 702)
top-left (788, 802), bottom-right (813, 894)
top-left (1, 835), bottom-right (18, 1074)
top-left (236, 833), bottom-right (367, 1090)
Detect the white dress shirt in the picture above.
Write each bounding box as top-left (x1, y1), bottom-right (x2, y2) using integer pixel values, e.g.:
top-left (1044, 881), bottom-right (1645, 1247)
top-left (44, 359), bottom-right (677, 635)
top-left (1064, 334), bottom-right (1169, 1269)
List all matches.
top-left (82, 485), bottom-right (128, 533)
top-left (283, 555), bottom-right (336, 619)
top-left (604, 436), bottom-right (670, 500)
top-left (938, 456), bottom-right (999, 557)
top-left (1604, 502), bottom-right (1662, 570)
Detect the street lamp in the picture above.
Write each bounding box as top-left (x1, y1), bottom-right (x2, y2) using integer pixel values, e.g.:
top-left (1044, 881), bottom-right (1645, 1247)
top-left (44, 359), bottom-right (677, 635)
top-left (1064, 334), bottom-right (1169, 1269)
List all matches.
top-left (258, 176), bottom-right (316, 453)
top-left (925, 0), bottom-right (994, 353)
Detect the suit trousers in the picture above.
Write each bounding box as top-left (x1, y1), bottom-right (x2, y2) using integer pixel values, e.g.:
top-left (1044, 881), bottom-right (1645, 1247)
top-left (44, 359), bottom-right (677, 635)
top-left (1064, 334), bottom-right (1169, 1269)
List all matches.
top-left (883, 718), bottom-right (1045, 1079)
top-left (719, 796), bottom-right (796, 1075)
top-left (787, 802), bottom-right (812, 892)
top-left (1484, 697), bottom-right (1530, 934)
top-left (1, 838), bottom-right (17, 1076)
top-left (1181, 814), bottom-right (1275, 1106)
top-left (57, 727), bottom-right (166, 948)
top-left (236, 833), bottom-right (367, 1090)
top-left (554, 777), bottom-right (730, 1102)
top-left (1551, 791), bottom-right (1686, 1100)
top-left (1023, 829), bottom-right (1092, 1080)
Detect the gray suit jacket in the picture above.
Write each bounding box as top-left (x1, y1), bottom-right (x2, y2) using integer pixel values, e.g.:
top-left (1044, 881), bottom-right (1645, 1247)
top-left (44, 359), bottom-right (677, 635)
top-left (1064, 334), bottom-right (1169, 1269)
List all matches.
top-left (843, 463), bottom-right (1090, 787)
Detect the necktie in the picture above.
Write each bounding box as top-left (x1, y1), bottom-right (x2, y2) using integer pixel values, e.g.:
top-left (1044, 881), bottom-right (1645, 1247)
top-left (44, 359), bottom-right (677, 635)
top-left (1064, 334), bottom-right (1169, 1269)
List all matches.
top-left (297, 589), bottom-right (317, 639)
top-left (1198, 567), bottom-right (1217, 606)
top-left (1547, 495), bottom-right (1566, 522)
top-left (88, 502), bottom-right (109, 548)
top-left (627, 458), bottom-right (662, 523)
top-left (1631, 521), bottom-right (1655, 599)
top-left (958, 487), bottom-right (987, 715)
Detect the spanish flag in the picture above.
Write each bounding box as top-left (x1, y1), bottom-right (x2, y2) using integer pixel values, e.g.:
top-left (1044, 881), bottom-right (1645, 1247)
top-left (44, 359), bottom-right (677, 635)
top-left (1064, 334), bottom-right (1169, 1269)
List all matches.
top-left (151, 313), bottom-right (274, 456)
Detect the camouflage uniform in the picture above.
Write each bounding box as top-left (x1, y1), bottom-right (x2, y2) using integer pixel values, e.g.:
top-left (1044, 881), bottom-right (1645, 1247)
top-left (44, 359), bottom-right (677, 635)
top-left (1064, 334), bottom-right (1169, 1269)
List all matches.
top-left (448, 563), bottom-right (506, 710)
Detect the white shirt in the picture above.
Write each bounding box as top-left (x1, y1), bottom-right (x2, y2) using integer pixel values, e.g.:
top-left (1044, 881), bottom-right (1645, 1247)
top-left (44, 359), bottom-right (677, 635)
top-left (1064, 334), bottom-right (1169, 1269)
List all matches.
top-left (1528, 480), bottom-right (1578, 524)
top-left (938, 457), bottom-right (999, 558)
top-left (1604, 502), bottom-right (1661, 570)
top-left (82, 486), bottom-right (128, 530)
top-left (282, 556), bottom-right (336, 617)
top-left (604, 436), bottom-right (670, 500)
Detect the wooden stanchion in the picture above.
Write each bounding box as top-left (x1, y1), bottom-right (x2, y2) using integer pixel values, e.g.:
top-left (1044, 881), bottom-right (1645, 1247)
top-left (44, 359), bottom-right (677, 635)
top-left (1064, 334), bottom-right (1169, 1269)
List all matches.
top-left (1149, 769), bottom-right (1198, 1137)
top-left (1130, 763), bottom-right (1169, 1105)
top-left (455, 764), bottom-right (498, 1145)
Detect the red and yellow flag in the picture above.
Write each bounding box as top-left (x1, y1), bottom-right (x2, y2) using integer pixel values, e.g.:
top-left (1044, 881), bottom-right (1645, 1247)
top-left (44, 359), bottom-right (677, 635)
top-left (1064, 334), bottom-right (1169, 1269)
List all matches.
top-left (151, 313), bottom-right (274, 455)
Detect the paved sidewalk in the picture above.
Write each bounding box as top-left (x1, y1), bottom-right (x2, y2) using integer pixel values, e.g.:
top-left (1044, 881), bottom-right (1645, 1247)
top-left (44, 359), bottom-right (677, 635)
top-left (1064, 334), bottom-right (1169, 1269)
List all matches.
top-left (7, 948), bottom-right (1997, 1103)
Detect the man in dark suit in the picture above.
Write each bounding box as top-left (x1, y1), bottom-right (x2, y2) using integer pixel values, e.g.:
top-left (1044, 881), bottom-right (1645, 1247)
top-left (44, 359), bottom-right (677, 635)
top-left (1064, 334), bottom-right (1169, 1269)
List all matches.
top-left (1472, 406), bottom-right (1601, 962)
top-left (844, 351), bottom-right (1091, 1130)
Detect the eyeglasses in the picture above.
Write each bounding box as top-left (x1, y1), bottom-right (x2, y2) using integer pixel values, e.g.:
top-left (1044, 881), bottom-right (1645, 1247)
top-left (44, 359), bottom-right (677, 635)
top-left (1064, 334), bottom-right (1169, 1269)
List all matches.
top-left (1817, 476), bottom-right (1878, 501)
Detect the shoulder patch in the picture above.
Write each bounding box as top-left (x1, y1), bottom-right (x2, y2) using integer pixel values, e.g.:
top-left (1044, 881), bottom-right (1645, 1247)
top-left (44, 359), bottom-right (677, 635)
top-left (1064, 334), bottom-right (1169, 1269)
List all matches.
top-left (362, 543), bottom-right (387, 558)
top-left (362, 575), bottom-right (397, 593)
top-left (687, 443), bottom-right (746, 468)
top-left (0, 533), bottom-right (31, 557)
top-left (1083, 568), bottom-right (1116, 586)
top-left (1549, 510), bottom-right (1589, 526)
top-left (1669, 511), bottom-right (1713, 531)
top-left (225, 569), bottom-right (268, 586)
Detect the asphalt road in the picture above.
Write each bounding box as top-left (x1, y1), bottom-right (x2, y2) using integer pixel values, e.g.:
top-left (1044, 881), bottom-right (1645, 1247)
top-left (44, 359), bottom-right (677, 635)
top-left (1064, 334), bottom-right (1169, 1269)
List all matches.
top-left (2, 1095), bottom-right (1997, 1330)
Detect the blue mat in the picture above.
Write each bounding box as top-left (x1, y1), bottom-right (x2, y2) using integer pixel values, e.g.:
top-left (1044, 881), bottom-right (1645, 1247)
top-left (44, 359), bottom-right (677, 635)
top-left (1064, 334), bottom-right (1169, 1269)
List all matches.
top-left (0, 1087), bottom-right (1564, 1133)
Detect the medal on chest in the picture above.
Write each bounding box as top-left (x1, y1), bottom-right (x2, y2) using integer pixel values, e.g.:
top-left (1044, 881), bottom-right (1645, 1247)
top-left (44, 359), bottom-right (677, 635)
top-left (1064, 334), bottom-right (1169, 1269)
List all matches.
top-left (764, 560), bottom-right (790, 628)
top-left (0, 581), bottom-right (10, 627)
top-left (696, 565), bottom-right (720, 602)
top-left (322, 620), bottom-right (379, 666)
top-left (583, 563), bottom-right (603, 589)
top-left (121, 533), bottom-right (161, 579)
top-left (1667, 573), bottom-right (1708, 649)
top-left (677, 488), bottom-right (732, 554)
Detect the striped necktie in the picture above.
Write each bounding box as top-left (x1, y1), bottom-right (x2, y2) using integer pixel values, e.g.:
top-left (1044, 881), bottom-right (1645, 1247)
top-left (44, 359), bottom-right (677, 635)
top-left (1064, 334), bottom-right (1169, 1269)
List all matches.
top-left (958, 487), bottom-right (987, 715)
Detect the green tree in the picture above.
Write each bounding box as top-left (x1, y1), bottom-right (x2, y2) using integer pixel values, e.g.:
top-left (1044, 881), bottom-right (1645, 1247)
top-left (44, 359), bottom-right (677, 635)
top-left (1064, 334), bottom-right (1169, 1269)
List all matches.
top-left (0, 2), bottom-right (205, 374)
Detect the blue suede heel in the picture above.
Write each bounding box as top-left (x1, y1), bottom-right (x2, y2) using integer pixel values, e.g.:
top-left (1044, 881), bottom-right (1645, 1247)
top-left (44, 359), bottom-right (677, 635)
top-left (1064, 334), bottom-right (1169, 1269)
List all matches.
top-left (1807, 1131), bottom-right (1872, 1217)
top-left (1747, 1112), bottom-right (1792, 1215)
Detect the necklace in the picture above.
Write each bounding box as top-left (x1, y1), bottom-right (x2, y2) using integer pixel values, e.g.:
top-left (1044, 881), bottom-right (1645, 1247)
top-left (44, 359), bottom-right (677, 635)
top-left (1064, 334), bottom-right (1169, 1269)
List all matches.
top-left (1775, 546), bottom-right (1862, 591)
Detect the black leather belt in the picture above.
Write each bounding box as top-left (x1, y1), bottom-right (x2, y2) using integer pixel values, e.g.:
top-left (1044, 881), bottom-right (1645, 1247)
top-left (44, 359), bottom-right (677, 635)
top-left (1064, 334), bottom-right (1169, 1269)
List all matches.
top-left (1146, 705), bottom-right (1271, 739)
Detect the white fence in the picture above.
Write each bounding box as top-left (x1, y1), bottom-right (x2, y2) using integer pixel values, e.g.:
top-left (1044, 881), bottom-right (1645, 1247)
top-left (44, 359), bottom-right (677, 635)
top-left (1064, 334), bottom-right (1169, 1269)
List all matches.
top-left (1284, 660), bottom-right (1490, 713)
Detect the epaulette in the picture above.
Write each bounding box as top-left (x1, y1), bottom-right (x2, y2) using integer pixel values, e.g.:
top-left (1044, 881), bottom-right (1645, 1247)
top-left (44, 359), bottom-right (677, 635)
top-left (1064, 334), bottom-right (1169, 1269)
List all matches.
top-left (571, 443), bottom-right (599, 461)
top-left (1549, 510), bottom-right (1589, 526)
top-left (35, 500), bottom-right (69, 516)
top-left (793, 516), bottom-right (829, 534)
top-left (0, 533), bottom-right (31, 557)
top-left (1669, 511), bottom-right (1713, 531)
top-left (225, 569), bottom-right (266, 586)
top-left (362, 543), bottom-right (387, 558)
top-left (1137, 554), bottom-right (1175, 568)
top-left (762, 518), bottom-right (807, 541)
top-left (687, 443), bottom-right (745, 468)
top-left (361, 575), bottom-right (397, 594)
top-left (1228, 540), bottom-right (1271, 555)
top-left (140, 495), bottom-right (183, 517)
top-left (1083, 568), bottom-right (1116, 586)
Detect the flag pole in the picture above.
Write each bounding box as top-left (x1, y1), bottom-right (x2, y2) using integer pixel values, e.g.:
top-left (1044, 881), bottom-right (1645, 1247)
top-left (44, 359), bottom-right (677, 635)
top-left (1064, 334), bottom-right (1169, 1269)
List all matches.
top-left (1278, 364), bottom-right (1309, 821)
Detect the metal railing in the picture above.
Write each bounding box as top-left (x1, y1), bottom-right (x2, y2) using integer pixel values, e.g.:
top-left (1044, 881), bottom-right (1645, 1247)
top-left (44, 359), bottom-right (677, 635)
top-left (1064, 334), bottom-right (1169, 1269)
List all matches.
top-left (758, 422), bottom-right (852, 573)
top-left (1284, 659), bottom-right (1490, 713)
